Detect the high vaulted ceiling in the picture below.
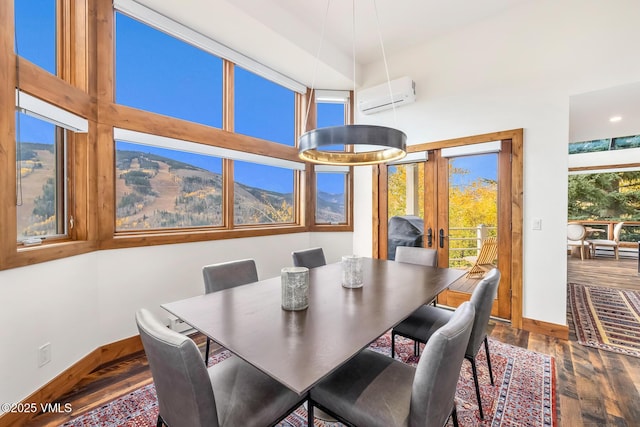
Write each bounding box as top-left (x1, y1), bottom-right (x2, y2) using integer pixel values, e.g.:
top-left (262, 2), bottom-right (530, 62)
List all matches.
top-left (134, 0), bottom-right (530, 89)
top-left (132, 0), bottom-right (640, 143)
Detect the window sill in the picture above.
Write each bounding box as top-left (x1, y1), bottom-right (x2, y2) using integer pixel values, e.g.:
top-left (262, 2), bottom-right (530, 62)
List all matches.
top-left (1, 240), bottom-right (97, 271)
top-left (103, 225), bottom-right (309, 250)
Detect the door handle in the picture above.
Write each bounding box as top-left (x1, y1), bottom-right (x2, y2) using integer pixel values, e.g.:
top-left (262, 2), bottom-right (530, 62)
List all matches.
top-left (426, 228), bottom-right (433, 247)
top-left (439, 229), bottom-right (445, 249)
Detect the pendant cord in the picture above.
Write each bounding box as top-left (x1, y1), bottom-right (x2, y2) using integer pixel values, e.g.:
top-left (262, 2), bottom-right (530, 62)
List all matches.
top-left (352, 0), bottom-right (356, 99)
top-left (373, 0), bottom-right (398, 126)
top-left (303, 0), bottom-right (332, 134)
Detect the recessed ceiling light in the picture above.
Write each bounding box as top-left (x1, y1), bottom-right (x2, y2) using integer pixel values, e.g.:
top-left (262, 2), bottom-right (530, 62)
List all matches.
top-left (610, 116), bottom-right (622, 122)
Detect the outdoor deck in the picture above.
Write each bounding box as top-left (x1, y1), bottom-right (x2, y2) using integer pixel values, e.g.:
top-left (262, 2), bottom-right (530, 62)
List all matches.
top-left (568, 252), bottom-right (640, 291)
top-left (448, 250), bottom-right (640, 310)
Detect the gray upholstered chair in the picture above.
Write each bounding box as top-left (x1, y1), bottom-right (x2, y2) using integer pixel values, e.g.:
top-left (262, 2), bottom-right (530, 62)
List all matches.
top-left (292, 247), bottom-right (326, 269)
top-left (395, 246), bottom-right (438, 268)
top-left (588, 221), bottom-right (624, 259)
top-left (202, 259), bottom-right (258, 365)
top-left (136, 309), bottom-right (305, 427)
top-left (395, 245), bottom-right (438, 354)
top-left (391, 268), bottom-right (500, 420)
top-left (309, 302), bottom-right (475, 427)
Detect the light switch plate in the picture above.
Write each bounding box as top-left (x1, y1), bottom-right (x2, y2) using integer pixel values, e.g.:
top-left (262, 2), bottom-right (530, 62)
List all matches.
top-left (532, 218), bottom-right (542, 230)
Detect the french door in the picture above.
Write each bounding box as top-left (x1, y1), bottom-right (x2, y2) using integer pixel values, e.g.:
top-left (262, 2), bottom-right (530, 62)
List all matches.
top-left (376, 138), bottom-right (514, 320)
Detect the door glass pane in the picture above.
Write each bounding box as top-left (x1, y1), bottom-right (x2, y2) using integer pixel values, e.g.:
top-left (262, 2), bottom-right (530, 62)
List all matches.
top-left (448, 154), bottom-right (498, 275)
top-left (387, 162), bottom-right (424, 260)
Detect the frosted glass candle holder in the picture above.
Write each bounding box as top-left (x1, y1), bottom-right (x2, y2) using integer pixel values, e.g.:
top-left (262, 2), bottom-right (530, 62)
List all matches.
top-left (342, 255), bottom-right (364, 288)
top-left (281, 267), bottom-right (310, 311)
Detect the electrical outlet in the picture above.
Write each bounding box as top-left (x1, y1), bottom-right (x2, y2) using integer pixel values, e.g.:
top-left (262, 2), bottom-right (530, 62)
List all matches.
top-left (38, 343), bottom-right (51, 367)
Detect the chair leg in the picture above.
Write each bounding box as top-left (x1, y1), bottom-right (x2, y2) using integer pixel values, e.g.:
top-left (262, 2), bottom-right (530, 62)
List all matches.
top-left (307, 400), bottom-right (314, 426)
top-left (451, 405), bottom-right (459, 427)
top-left (391, 331), bottom-right (396, 359)
top-left (467, 356), bottom-right (484, 420)
top-left (156, 415), bottom-right (164, 427)
top-left (484, 337), bottom-right (494, 386)
top-left (204, 338), bottom-right (211, 366)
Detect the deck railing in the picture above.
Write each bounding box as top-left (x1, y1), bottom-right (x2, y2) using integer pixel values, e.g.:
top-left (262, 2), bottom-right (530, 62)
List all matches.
top-left (448, 225), bottom-right (497, 268)
top-left (575, 220), bottom-right (640, 248)
top-left (449, 221), bottom-right (640, 267)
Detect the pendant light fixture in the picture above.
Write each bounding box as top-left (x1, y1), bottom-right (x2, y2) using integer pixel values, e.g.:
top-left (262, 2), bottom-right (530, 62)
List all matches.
top-left (298, 0), bottom-right (407, 166)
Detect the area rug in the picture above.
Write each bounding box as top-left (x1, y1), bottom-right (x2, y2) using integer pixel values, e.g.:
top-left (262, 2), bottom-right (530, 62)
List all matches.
top-left (62, 333), bottom-right (556, 427)
top-left (569, 282), bottom-right (640, 358)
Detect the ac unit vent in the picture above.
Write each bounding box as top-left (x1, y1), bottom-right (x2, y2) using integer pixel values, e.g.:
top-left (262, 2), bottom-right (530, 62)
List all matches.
top-left (357, 76), bottom-right (416, 115)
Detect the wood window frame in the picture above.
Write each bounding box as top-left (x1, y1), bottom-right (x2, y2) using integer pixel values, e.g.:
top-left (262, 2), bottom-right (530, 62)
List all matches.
top-left (0, 0), bottom-right (353, 270)
top-left (0, 0), bottom-right (95, 270)
top-left (308, 89), bottom-right (355, 231)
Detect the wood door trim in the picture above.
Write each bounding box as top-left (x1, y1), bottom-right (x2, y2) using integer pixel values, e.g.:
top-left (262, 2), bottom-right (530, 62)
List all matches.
top-left (373, 129), bottom-right (523, 328)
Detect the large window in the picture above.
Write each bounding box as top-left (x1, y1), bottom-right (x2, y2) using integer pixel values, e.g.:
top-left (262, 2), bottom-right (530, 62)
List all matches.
top-left (115, 141), bottom-right (224, 231)
top-left (14, 92), bottom-right (88, 243)
top-left (115, 12), bottom-right (223, 127)
top-left (1, 0), bottom-right (354, 271)
top-left (234, 67), bottom-right (295, 145)
top-left (316, 169), bottom-right (347, 224)
top-left (313, 92), bottom-right (350, 224)
top-left (234, 161), bottom-right (295, 225)
top-left (14, 0), bottom-right (56, 74)
top-left (16, 113), bottom-right (65, 241)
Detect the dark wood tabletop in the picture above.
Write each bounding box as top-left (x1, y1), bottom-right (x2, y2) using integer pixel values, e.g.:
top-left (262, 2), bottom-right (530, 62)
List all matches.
top-left (162, 257), bottom-right (465, 395)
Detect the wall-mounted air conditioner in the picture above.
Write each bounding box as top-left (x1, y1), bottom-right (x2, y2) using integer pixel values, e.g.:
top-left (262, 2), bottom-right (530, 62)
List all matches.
top-left (357, 76), bottom-right (416, 115)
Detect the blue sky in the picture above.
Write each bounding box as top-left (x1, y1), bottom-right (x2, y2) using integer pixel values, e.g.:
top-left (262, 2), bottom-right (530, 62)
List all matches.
top-left (15, 4), bottom-right (345, 195)
top-left (450, 154), bottom-right (498, 187)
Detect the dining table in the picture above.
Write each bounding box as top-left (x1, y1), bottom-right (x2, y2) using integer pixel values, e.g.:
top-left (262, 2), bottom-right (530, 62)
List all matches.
top-left (161, 257), bottom-right (465, 395)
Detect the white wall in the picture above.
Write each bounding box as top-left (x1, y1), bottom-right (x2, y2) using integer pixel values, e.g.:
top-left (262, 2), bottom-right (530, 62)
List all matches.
top-left (0, 232), bottom-right (352, 408)
top-left (4, 0), bottom-right (640, 409)
top-left (353, 0), bottom-right (640, 325)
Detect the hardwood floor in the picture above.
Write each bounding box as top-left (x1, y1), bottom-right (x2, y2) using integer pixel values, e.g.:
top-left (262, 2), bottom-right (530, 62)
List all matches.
top-left (23, 259), bottom-right (640, 426)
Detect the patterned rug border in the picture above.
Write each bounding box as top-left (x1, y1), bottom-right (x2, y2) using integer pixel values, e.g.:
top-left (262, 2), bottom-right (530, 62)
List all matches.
top-left (569, 282), bottom-right (640, 358)
top-left (62, 336), bottom-right (556, 427)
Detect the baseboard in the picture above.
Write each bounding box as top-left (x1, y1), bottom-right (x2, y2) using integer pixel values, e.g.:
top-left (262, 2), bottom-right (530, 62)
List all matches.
top-left (522, 317), bottom-right (569, 340)
top-left (0, 335), bottom-right (143, 427)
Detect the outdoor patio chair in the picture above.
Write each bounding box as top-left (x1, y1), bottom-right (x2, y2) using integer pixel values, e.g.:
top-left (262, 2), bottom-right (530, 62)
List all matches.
top-left (567, 223), bottom-right (591, 261)
top-left (588, 221), bottom-right (624, 259)
top-left (464, 236), bottom-right (497, 278)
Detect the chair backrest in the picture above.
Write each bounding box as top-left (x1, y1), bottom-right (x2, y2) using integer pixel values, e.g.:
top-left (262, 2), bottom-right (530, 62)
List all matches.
top-left (613, 222), bottom-right (624, 242)
top-left (567, 223), bottom-right (586, 242)
top-left (467, 268), bottom-right (501, 357)
top-left (136, 309), bottom-right (219, 427)
top-left (476, 236), bottom-right (498, 264)
top-left (395, 246), bottom-right (438, 267)
top-left (202, 259), bottom-right (258, 294)
top-left (409, 302), bottom-right (475, 427)
top-left (292, 247), bottom-right (326, 269)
